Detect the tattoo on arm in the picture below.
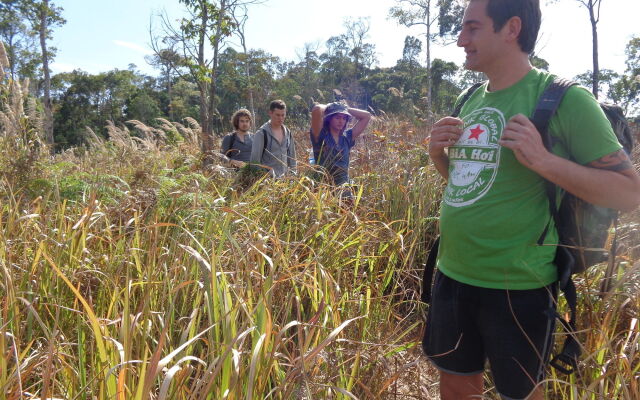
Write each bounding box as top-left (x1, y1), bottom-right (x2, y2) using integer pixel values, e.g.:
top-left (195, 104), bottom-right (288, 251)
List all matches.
top-left (589, 150), bottom-right (633, 171)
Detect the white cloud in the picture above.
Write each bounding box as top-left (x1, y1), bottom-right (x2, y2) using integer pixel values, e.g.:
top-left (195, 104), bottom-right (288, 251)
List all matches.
top-left (113, 40), bottom-right (153, 55)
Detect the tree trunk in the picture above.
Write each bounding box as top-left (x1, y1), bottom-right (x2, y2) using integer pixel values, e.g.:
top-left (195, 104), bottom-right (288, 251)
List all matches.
top-left (206, 0), bottom-right (226, 151)
top-left (39, 0), bottom-right (54, 149)
top-left (167, 70), bottom-right (173, 120)
top-left (199, 84), bottom-right (211, 153)
top-left (197, 1), bottom-right (214, 155)
top-left (244, 54), bottom-right (256, 132)
top-left (588, 0), bottom-right (599, 99)
top-left (238, 18), bottom-right (256, 132)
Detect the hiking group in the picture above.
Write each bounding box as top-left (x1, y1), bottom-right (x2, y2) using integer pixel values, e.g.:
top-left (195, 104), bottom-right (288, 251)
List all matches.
top-left (221, 99), bottom-right (372, 191)
top-left (222, 0), bottom-right (640, 398)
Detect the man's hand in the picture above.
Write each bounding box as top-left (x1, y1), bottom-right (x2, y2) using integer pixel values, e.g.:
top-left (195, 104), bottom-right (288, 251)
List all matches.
top-left (499, 114), bottom-right (551, 170)
top-left (429, 116), bottom-right (464, 159)
top-left (428, 116), bottom-right (464, 179)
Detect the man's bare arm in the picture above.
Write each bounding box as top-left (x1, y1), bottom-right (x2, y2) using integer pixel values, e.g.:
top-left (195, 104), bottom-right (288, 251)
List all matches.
top-left (588, 149), bottom-right (633, 172)
top-left (501, 114), bottom-right (640, 212)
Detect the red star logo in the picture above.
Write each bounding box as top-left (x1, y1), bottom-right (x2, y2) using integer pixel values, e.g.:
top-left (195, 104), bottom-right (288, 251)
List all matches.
top-left (468, 125), bottom-right (484, 141)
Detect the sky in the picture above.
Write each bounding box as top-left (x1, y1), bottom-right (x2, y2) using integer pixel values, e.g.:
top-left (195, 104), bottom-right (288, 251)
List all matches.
top-left (50, 0), bottom-right (639, 81)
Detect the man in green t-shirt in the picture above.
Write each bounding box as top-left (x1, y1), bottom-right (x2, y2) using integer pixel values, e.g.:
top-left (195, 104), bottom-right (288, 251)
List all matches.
top-left (424, 1), bottom-right (640, 399)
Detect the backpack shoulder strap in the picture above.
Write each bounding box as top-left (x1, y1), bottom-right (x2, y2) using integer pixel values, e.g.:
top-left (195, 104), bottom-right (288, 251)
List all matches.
top-left (229, 132), bottom-right (236, 150)
top-left (531, 78), bottom-right (583, 376)
top-left (451, 81), bottom-right (485, 117)
top-left (533, 78), bottom-right (577, 238)
top-left (283, 125), bottom-right (291, 148)
top-left (260, 128), bottom-right (269, 157)
top-left (530, 78), bottom-right (577, 148)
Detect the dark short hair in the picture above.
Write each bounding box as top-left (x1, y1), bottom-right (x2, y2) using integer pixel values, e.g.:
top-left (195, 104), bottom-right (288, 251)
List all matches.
top-left (269, 100), bottom-right (286, 111)
top-left (480, 0), bottom-right (541, 54)
top-left (231, 108), bottom-right (252, 130)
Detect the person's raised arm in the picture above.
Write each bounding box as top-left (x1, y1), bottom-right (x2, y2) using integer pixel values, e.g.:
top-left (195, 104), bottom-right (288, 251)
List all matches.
top-left (348, 107), bottom-right (372, 139)
top-left (310, 104), bottom-right (326, 141)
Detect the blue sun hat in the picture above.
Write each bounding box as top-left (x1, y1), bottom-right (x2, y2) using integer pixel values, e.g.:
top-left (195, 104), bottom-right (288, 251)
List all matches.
top-left (323, 102), bottom-right (352, 121)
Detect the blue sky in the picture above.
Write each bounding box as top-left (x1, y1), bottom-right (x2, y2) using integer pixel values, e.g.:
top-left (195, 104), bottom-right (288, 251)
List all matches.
top-left (51, 0), bottom-right (639, 80)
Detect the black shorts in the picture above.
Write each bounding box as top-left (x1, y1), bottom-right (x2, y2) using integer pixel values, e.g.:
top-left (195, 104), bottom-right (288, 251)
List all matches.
top-left (422, 271), bottom-right (557, 400)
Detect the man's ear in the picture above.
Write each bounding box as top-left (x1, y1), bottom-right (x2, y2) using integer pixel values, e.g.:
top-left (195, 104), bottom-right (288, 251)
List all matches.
top-left (505, 16), bottom-right (522, 44)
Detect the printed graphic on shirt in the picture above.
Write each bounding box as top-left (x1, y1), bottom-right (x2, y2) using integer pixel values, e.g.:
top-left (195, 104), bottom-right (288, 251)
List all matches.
top-left (444, 107), bottom-right (505, 207)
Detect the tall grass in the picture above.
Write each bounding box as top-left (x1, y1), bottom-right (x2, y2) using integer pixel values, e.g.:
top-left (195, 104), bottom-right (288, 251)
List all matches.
top-left (1, 57), bottom-right (639, 398)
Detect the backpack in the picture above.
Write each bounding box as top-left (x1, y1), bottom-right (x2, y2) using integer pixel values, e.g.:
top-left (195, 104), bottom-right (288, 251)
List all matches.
top-left (532, 79), bottom-right (634, 273)
top-left (257, 126), bottom-right (292, 158)
top-left (422, 77), bottom-right (635, 375)
top-left (532, 78), bottom-right (634, 374)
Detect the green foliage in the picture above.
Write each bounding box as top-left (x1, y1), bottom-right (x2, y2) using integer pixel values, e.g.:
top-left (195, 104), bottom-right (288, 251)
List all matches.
top-left (51, 69), bottom-right (166, 147)
top-left (0, 0), bottom-right (41, 81)
top-left (530, 54), bottom-right (550, 71)
top-left (574, 37), bottom-right (640, 118)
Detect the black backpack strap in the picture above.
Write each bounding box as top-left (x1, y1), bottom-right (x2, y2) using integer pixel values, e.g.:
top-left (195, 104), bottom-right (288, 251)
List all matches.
top-left (259, 128), bottom-right (268, 158)
top-left (530, 78), bottom-right (584, 375)
top-left (530, 78), bottom-right (576, 146)
top-left (421, 236), bottom-right (440, 304)
top-left (230, 132), bottom-right (236, 150)
top-left (532, 78), bottom-right (576, 249)
top-left (550, 276), bottom-right (580, 374)
top-left (451, 81), bottom-right (485, 118)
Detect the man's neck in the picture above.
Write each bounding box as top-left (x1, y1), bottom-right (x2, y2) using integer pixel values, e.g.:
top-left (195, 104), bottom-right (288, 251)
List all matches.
top-left (235, 130), bottom-right (247, 139)
top-left (485, 54), bottom-right (533, 92)
top-left (270, 121), bottom-right (283, 132)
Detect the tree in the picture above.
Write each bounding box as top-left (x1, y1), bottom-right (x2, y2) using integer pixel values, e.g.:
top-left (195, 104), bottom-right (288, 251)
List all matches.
top-left (51, 68), bottom-right (162, 148)
top-left (574, 68), bottom-right (618, 99)
top-left (0, 0), bottom-right (40, 81)
top-left (152, 0), bottom-right (260, 159)
top-left (565, 0), bottom-right (604, 98)
top-left (400, 35), bottom-right (422, 68)
top-left (530, 54), bottom-right (549, 71)
top-left (430, 58), bottom-right (458, 115)
top-left (389, 0), bottom-right (464, 114)
top-left (342, 18), bottom-right (377, 78)
top-left (145, 47), bottom-right (185, 120)
top-left (20, 0), bottom-right (65, 146)
top-left (293, 43), bottom-right (322, 105)
top-left (609, 37), bottom-right (640, 117)
top-left (230, 3), bottom-right (258, 130)
top-left (318, 18), bottom-right (377, 106)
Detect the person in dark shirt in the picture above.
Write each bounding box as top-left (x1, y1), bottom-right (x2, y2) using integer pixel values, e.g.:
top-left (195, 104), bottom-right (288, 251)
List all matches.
top-left (309, 101), bottom-right (371, 186)
top-left (221, 108), bottom-right (253, 168)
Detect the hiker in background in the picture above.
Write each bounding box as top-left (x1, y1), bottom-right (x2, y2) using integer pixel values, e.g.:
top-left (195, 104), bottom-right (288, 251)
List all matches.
top-left (423, 1), bottom-right (640, 400)
top-left (309, 101), bottom-right (371, 192)
top-left (250, 100), bottom-right (296, 177)
top-left (221, 108), bottom-right (253, 168)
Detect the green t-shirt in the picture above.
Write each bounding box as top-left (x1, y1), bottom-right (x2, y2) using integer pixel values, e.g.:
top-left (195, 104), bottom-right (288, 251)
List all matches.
top-left (438, 68), bottom-right (621, 290)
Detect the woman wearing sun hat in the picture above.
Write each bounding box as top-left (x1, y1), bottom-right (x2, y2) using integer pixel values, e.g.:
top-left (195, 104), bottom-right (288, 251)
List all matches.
top-left (309, 101), bottom-right (372, 188)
